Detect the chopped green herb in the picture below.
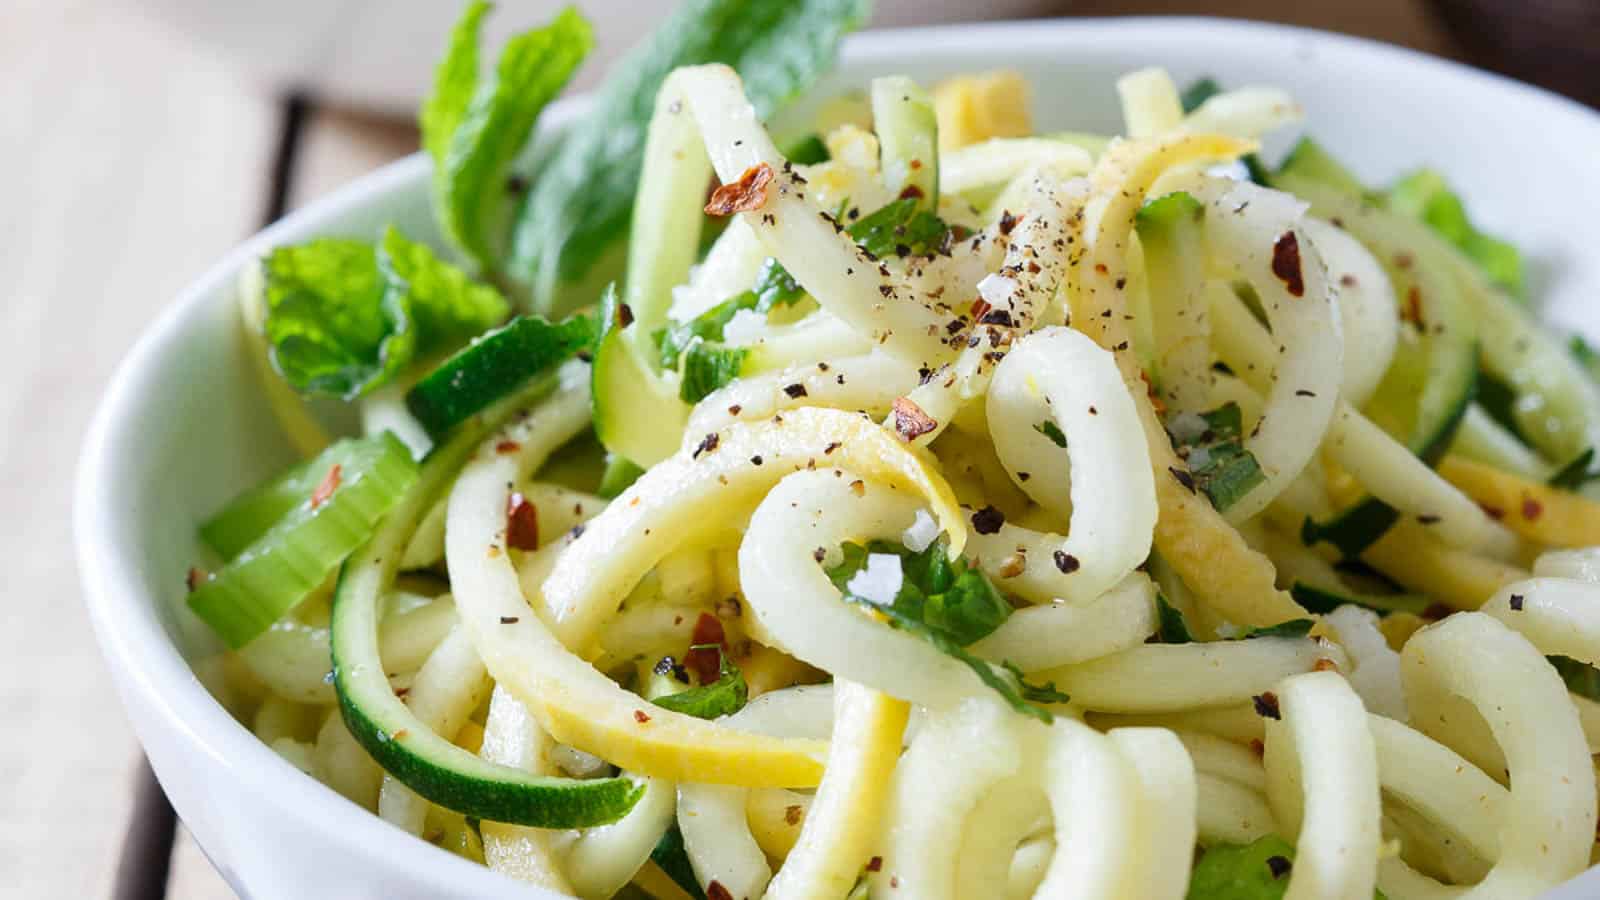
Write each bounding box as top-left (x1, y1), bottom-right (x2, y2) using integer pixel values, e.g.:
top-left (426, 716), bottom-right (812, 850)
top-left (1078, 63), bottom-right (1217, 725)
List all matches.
top-left (509, 0), bottom-right (870, 316)
top-left (421, 4), bottom-right (593, 272)
top-left (1238, 619), bottom-right (1316, 640)
top-left (654, 257), bottom-right (804, 369)
top-left (1179, 77), bottom-right (1221, 114)
top-left (783, 133), bottom-right (831, 165)
top-left (1188, 836), bottom-right (1387, 899)
top-left (1155, 594), bottom-right (1193, 644)
top-left (1166, 403), bottom-right (1266, 511)
top-left (1549, 448), bottom-right (1597, 491)
top-left (1288, 582), bottom-right (1431, 618)
top-left (650, 825), bottom-right (707, 899)
top-left (846, 197), bottom-right (952, 259)
top-left (678, 339), bottom-right (749, 403)
top-left (1550, 655), bottom-right (1600, 702)
top-left (1034, 419), bottom-right (1068, 449)
top-left (653, 653), bottom-right (748, 719)
top-left (826, 540), bottom-right (1066, 721)
top-left (1388, 169), bottom-right (1525, 301)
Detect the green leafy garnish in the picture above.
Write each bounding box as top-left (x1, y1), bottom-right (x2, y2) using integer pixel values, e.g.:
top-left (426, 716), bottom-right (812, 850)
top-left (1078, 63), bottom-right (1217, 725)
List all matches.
top-left (653, 257), bottom-right (804, 369)
top-left (1188, 836), bottom-right (1387, 900)
top-left (783, 133), bottom-right (831, 165)
top-left (1179, 77), bottom-right (1221, 113)
top-left (845, 197), bottom-right (952, 259)
top-left (508, 0), bottom-right (871, 316)
top-left (1238, 619), bottom-right (1316, 640)
top-left (1549, 448), bottom-right (1597, 491)
top-left (678, 341), bottom-right (749, 403)
top-left (653, 652), bottom-right (749, 720)
top-left (1288, 582), bottom-right (1432, 618)
top-left (262, 228), bottom-right (509, 399)
top-left (1155, 594), bottom-right (1193, 644)
top-left (421, 3), bottom-right (592, 272)
top-left (1034, 419), bottom-right (1068, 448)
top-left (1166, 403), bottom-right (1266, 512)
top-left (421, 4), bottom-right (590, 271)
top-left (1388, 169), bottom-right (1524, 301)
top-left (1550, 654), bottom-right (1600, 702)
top-left (1573, 335), bottom-right (1600, 381)
top-left (826, 540), bottom-right (1068, 722)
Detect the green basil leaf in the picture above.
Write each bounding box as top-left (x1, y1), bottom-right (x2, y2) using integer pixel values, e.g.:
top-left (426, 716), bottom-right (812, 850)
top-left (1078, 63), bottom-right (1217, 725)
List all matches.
top-left (845, 197), bottom-right (951, 259)
top-left (1155, 594), bottom-right (1194, 644)
top-left (1239, 619), bottom-right (1316, 640)
top-left (1166, 402), bottom-right (1267, 512)
top-left (1188, 836), bottom-right (1387, 900)
top-left (653, 654), bottom-right (749, 719)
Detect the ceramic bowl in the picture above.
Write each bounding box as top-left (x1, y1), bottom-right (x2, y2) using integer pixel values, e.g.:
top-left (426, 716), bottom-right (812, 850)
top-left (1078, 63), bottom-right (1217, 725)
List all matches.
top-left (76, 17), bottom-right (1600, 898)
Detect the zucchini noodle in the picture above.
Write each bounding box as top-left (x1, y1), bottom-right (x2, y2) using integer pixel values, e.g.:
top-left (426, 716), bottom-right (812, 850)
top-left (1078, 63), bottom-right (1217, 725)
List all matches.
top-left (199, 48), bottom-right (1600, 898)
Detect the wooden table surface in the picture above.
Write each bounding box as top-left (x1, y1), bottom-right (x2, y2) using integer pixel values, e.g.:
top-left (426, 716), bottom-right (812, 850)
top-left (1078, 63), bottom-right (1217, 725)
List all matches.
top-left (2, 0), bottom-right (1484, 896)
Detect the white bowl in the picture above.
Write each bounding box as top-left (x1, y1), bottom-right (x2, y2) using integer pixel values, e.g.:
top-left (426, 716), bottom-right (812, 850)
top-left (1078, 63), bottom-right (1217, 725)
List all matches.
top-left (77, 17), bottom-right (1600, 899)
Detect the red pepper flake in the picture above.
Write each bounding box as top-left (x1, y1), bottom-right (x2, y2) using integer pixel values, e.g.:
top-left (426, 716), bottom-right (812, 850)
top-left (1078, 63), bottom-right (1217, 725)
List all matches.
top-left (971, 505), bottom-right (1005, 535)
top-left (1249, 738), bottom-right (1264, 757)
top-left (392, 729), bottom-right (409, 740)
top-left (616, 302), bottom-right (635, 329)
top-left (495, 439), bottom-right (522, 455)
top-left (1509, 593), bottom-right (1525, 611)
top-left (706, 882), bottom-right (734, 900)
top-left (728, 404), bottom-right (743, 415)
top-left (1340, 273), bottom-right (1359, 288)
top-left (892, 396), bottom-right (937, 441)
top-left (1403, 287), bottom-right (1424, 327)
top-left (1094, 263), bottom-right (1109, 276)
top-left (1053, 551), bottom-right (1080, 574)
top-left (823, 441), bottom-right (841, 455)
top-left (310, 463), bottom-right (342, 509)
top-left (1266, 855), bottom-right (1292, 879)
top-left (1313, 657), bottom-right (1339, 673)
top-left (1420, 603), bottom-right (1452, 621)
top-left (898, 184), bottom-right (925, 200)
top-left (866, 856), bottom-right (884, 873)
top-left (505, 492), bottom-right (540, 550)
top-left (1270, 231), bottom-right (1305, 297)
top-left (849, 479), bottom-right (866, 497)
top-left (704, 162), bottom-right (774, 216)
top-left (185, 566), bottom-right (208, 592)
top-left (1252, 691), bottom-right (1281, 719)
top-left (997, 210), bottom-right (1019, 235)
top-left (813, 547), bottom-right (827, 563)
top-left (1393, 251), bottom-right (1414, 270)
top-left (684, 612), bottom-right (727, 684)
top-left (969, 297), bottom-right (992, 322)
top-left (633, 709), bottom-right (652, 724)
top-left (1521, 495), bottom-right (1543, 521)
top-left (1480, 503), bottom-right (1506, 520)
top-left (783, 383), bottom-right (808, 399)
top-left (693, 432), bottom-right (720, 459)
top-left (784, 804), bottom-right (804, 825)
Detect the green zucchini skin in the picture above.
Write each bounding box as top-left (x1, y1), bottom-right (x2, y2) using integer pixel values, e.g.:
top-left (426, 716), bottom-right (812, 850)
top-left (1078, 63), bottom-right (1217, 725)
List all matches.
top-left (405, 314), bottom-right (595, 440)
top-left (334, 372), bottom-right (644, 828)
top-left (1272, 142), bottom-right (1477, 557)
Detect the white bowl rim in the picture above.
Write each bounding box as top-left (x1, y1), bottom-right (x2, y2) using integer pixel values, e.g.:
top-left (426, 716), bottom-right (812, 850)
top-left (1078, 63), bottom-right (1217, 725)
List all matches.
top-left (74, 14), bottom-right (1600, 897)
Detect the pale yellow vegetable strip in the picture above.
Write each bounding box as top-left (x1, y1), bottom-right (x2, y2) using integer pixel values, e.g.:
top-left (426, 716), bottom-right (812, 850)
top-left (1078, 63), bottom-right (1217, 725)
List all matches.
top-left (1440, 455), bottom-right (1600, 548)
top-left (1068, 133), bottom-right (1305, 628)
top-left (1108, 727), bottom-right (1198, 900)
top-left (478, 686), bottom-right (576, 894)
top-left (764, 681), bottom-right (910, 900)
top-left (545, 407), bottom-right (964, 655)
top-left (1360, 519), bottom-right (1528, 611)
top-left (445, 374), bottom-right (829, 786)
top-left (1039, 637), bottom-right (1347, 713)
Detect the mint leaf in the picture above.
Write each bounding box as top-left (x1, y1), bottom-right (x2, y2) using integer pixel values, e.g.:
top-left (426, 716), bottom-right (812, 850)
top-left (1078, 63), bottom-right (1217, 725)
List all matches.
top-left (1549, 448), bottom-right (1597, 491)
top-left (1188, 837), bottom-right (1387, 900)
top-left (654, 257), bottom-right (803, 369)
top-left (262, 238), bottom-right (411, 399)
top-left (826, 540), bottom-right (1064, 721)
top-left (423, 4), bottom-right (593, 272)
top-left (1239, 619), bottom-right (1316, 640)
top-left (1573, 336), bottom-right (1600, 381)
top-left (1180, 77), bottom-right (1221, 114)
top-left (1166, 403), bottom-right (1266, 512)
top-left (1155, 594), bottom-right (1193, 644)
top-left (378, 227), bottom-right (509, 347)
top-left (1035, 420), bottom-right (1068, 448)
top-left (509, 0), bottom-right (871, 317)
top-left (783, 133), bottom-right (831, 165)
top-left (846, 197), bottom-right (951, 259)
top-left (1387, 169), bottom-right (1524, 301)
top-left (678, 339), bottom-right (748, 403)
top-left (1550, 655), bottom-right (1600, 702)
top-left (653, 653), bottom-right (748, 719)
top-left (651, 826), bottom-right (707, 900)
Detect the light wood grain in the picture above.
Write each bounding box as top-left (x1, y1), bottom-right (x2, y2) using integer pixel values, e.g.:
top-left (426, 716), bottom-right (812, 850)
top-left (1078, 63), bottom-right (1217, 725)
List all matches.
top-left (0, 1), bottom-right (275, 897)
